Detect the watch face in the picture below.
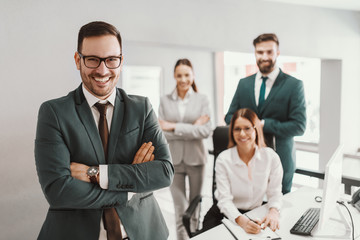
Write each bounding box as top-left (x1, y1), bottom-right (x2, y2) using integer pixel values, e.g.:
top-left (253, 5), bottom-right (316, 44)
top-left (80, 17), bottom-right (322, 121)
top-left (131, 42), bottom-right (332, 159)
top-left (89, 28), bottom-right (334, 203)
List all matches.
top-left (87, 167), bottom-right (99, 177)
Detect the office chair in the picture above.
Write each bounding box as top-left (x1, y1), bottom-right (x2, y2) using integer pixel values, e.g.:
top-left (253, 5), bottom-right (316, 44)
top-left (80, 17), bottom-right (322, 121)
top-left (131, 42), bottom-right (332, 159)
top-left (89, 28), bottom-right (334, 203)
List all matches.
top-left (182, 126), bottom-right (229, 238)
top-left (182, 126), bottom-right (360, 238)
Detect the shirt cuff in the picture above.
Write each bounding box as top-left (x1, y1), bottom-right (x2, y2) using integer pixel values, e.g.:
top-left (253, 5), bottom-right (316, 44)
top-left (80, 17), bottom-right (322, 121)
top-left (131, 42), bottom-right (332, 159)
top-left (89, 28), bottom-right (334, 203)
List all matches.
top-left (174, 123), bottom-right (183, 136)
top-left (219, 202), bottom-right (242, 223)
top-left (268, 202), bottom-right (282, 213)
top-left (99, 165), bottom-right (108, 189)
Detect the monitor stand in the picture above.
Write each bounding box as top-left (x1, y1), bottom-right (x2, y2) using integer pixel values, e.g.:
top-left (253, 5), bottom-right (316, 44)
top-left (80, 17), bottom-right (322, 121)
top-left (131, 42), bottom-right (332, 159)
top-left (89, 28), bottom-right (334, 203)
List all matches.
top-left (312, 204), bottom-right (351, 239)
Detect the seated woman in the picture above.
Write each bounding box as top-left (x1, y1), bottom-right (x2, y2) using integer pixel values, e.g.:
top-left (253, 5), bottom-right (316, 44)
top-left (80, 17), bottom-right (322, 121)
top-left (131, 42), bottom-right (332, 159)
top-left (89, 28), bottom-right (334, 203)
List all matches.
top-left (203, 108), bottom-right (283, 234)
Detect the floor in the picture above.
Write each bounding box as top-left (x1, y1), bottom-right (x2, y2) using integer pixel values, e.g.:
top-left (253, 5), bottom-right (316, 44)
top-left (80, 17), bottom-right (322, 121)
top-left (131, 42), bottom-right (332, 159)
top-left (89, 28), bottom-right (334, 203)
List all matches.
top-left (154, 154), bottom-right (214, 240)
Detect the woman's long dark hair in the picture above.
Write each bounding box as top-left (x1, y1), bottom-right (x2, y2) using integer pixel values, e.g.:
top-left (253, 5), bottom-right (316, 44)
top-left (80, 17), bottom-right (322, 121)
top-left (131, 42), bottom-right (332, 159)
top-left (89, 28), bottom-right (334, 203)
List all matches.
top-left (174, 58), bottom-right (198, 92)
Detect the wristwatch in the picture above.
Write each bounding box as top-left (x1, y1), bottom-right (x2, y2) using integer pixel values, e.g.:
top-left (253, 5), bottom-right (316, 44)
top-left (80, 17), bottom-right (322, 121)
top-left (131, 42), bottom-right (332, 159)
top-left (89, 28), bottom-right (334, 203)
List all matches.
top-left (87, 166), bottom-right (99, 184)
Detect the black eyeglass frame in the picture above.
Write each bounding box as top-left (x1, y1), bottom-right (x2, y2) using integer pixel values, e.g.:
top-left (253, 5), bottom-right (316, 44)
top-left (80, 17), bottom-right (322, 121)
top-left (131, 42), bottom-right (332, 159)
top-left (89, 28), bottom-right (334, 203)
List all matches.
top-left (77, 52), bottom-right (122, 69)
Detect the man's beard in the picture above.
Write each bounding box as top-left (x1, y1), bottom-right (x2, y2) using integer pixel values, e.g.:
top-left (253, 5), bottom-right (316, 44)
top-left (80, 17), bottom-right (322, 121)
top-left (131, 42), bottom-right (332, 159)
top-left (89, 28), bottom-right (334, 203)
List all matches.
top-left (257, 60), bottom-right (275, 74)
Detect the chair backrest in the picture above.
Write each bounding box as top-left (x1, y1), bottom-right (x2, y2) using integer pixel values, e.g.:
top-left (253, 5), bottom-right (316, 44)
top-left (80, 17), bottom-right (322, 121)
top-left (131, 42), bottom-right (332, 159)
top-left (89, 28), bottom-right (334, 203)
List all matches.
top-left (182, 125), bottom-right (230, 238)
top-left (211, 126), bottom-right (229, 203)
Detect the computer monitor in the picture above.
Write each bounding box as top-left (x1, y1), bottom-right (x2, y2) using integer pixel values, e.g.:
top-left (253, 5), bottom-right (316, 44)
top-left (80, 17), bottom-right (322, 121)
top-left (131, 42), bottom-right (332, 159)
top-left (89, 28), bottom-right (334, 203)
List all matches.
top-left (314, 144), bottom-right (351, 238)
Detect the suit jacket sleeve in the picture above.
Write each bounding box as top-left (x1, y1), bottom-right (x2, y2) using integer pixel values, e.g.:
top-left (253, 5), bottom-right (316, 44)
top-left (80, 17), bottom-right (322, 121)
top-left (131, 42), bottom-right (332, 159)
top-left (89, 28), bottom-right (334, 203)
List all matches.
top-left (158, 96), bottom-right (184, 141)
top-left (263, 80), bottom-right (306, 137)
top-left (35, 102), bottom-right (126, 209)
top-left (107, 97), bottom-right (174, 192)
top-left (224, 80), bottom-right (242, 125)
top-left (173, 95), bottom-right (212, 140)
top-left (159, 94), bottom-right (212, 140)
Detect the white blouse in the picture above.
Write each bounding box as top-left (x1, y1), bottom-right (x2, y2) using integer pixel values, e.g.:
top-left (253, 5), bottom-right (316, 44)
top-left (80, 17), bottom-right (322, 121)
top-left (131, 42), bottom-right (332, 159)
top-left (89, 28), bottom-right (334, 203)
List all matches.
top-left (170, 87), bottom-right (194, 121)
top-left (215, 146), bottom-right (283, 222)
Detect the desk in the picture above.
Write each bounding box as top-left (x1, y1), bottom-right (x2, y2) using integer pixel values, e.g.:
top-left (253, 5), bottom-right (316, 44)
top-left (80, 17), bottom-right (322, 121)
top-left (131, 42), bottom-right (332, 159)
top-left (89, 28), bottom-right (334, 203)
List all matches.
top-left (191, 187), bottom-right (360, 240)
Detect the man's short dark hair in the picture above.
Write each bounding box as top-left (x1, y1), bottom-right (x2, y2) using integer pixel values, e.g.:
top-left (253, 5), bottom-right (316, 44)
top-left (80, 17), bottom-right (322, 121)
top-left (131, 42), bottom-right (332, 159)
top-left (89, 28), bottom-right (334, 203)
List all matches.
top-left (253, 33), bottom-right (279, 47)
top-left (77, 21), bottom-right (122, 53)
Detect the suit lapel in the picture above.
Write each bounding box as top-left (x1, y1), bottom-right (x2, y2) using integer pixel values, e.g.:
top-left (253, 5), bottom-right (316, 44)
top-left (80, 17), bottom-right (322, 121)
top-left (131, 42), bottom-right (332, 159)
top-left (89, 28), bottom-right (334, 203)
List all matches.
top-left (259, 70), bottom-right (285, 114)
top-left (107, 88), bottom-right (125, 164)
top-left (74, 85), bottom-right (105, 164)
top-left (248, 75), bottom-right (257, 110)
top-left (245, 75), bottom-right (259, 115)
top-left (167, 94), bottom-right (181, 122)
top-left (173, 96), bottom-right (182, 121)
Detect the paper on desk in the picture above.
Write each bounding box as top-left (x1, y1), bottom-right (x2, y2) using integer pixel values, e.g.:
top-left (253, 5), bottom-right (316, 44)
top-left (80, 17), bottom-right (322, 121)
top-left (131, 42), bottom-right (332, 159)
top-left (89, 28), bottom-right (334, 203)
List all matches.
top-left (222, 218), bottom-right (281, 240)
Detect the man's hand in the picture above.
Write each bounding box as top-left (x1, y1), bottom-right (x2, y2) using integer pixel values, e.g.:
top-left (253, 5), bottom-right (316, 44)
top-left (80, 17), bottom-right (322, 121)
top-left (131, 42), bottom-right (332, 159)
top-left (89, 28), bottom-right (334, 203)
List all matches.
top-left (132, 142), bottom-right (155, 164)
top-left (193, 115), bottom-right (210, 125)
top-left (259, 207), bottom-right (280, 231)
top-left (70, 142), bottom-right (155, 183)
top-left (159, 119), bottom-right (176, 131)
top-left (70, 162), bottom-right (91, 183)
top-left (235, 215), bottom-right (261, 234)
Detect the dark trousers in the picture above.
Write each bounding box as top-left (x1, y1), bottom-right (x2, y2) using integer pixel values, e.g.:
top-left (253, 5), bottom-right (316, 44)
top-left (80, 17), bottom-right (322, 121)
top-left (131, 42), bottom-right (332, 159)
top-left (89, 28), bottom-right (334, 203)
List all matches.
top-left (201, 204), bottom-right (248, 233)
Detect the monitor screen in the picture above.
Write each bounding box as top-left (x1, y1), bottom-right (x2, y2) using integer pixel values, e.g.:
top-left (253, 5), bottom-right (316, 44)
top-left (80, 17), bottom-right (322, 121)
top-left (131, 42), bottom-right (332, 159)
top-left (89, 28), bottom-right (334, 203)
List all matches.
top-left (317, 144), bottom-right (344, 231)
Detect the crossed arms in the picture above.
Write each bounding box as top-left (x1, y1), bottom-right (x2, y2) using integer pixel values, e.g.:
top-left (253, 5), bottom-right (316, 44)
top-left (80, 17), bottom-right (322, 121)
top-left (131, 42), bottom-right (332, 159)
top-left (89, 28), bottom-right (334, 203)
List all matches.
top-left (70, 142), bottom-right (155, 183)
top-left (35, 99), bottom-right (173, 210)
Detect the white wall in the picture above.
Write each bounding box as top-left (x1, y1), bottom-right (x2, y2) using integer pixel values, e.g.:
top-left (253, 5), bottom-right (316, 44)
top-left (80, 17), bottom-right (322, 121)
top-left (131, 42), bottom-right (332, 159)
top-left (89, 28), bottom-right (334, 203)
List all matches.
top-left (1, 0), bottom-right (359, 239)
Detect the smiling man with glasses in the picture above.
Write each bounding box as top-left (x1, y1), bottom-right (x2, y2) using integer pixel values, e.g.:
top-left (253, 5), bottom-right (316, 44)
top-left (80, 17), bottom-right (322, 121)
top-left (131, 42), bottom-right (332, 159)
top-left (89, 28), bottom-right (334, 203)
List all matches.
top-left (35, 21), bottom-right (174, 240)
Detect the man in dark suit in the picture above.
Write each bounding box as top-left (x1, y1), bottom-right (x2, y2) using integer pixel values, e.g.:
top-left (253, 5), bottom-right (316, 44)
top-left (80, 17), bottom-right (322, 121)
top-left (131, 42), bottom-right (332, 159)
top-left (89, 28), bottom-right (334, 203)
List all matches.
top-left (225, 33), bottom-right (306, 194)
top-left (35, 21), bottom-right (174, 240)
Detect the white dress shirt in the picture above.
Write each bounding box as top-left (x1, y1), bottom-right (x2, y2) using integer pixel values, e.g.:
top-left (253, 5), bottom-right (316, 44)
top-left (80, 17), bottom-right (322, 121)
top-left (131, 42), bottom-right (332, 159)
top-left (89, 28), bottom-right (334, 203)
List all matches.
top-left (215, 146), bottom-right (283, 223)
top-left (254, 67), bottom-right (280, 106)
top-left (82, 85), bottom-right (115, 189)
top-left (170, 87), bottom-right (194, 121)
top-left (82, 85), bottom-right (128, 239)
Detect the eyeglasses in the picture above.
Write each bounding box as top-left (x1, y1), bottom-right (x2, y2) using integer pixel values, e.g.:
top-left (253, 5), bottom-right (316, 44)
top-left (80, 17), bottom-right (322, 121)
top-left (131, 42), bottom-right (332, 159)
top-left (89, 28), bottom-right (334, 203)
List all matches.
top-left (233, 126), bottom-right (255, 135)
top-left (78, 52), bottom-right (122, 69)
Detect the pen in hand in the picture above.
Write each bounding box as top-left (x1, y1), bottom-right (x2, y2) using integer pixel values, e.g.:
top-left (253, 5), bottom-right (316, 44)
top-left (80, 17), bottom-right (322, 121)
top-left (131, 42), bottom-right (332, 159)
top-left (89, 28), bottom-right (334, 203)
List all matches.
top-left (244, 214), bottom-right (260, 225)
top-left (244, 214), bottom-right (263, 232)
top-left (243, 214), bottom-right (281, 239)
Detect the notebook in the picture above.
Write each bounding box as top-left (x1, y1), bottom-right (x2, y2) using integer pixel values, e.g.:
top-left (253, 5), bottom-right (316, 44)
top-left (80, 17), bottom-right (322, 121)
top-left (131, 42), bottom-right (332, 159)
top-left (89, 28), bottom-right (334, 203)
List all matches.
top-left (222, 218), bottom-right (281, 240)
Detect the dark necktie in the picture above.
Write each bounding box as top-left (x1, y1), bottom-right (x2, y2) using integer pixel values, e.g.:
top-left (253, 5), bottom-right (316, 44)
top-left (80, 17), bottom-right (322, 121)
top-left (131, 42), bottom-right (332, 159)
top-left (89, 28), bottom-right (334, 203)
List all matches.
top-left (94, 102), bottom-right (122, 240)
top-left (258, 76), bottom-right (268, 109)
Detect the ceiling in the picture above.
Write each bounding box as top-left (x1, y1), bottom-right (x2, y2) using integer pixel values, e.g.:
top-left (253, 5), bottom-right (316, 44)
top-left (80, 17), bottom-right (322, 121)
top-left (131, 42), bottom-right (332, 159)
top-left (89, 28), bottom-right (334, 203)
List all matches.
top-left (264, 0), bottom-right (360, 11)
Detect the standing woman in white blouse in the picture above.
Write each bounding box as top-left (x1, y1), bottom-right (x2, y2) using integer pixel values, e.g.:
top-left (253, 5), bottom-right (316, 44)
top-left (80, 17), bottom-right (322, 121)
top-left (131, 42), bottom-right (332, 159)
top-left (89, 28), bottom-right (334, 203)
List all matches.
top-left (159, 59), bottom-right (212, 240)
top-left (203, 108), bottom-right (283, 234)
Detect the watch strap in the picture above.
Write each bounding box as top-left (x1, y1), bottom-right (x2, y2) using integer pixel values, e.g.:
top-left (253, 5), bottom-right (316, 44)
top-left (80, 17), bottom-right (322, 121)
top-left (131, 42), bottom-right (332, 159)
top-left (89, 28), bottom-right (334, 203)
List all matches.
top-left (89, 175), bottom-right (98, 184)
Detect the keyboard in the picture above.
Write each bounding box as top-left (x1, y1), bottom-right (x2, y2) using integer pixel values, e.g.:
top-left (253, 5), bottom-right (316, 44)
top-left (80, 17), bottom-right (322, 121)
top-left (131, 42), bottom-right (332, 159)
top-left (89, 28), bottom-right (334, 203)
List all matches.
top-left (290, 207), bottom-right (320, 236)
